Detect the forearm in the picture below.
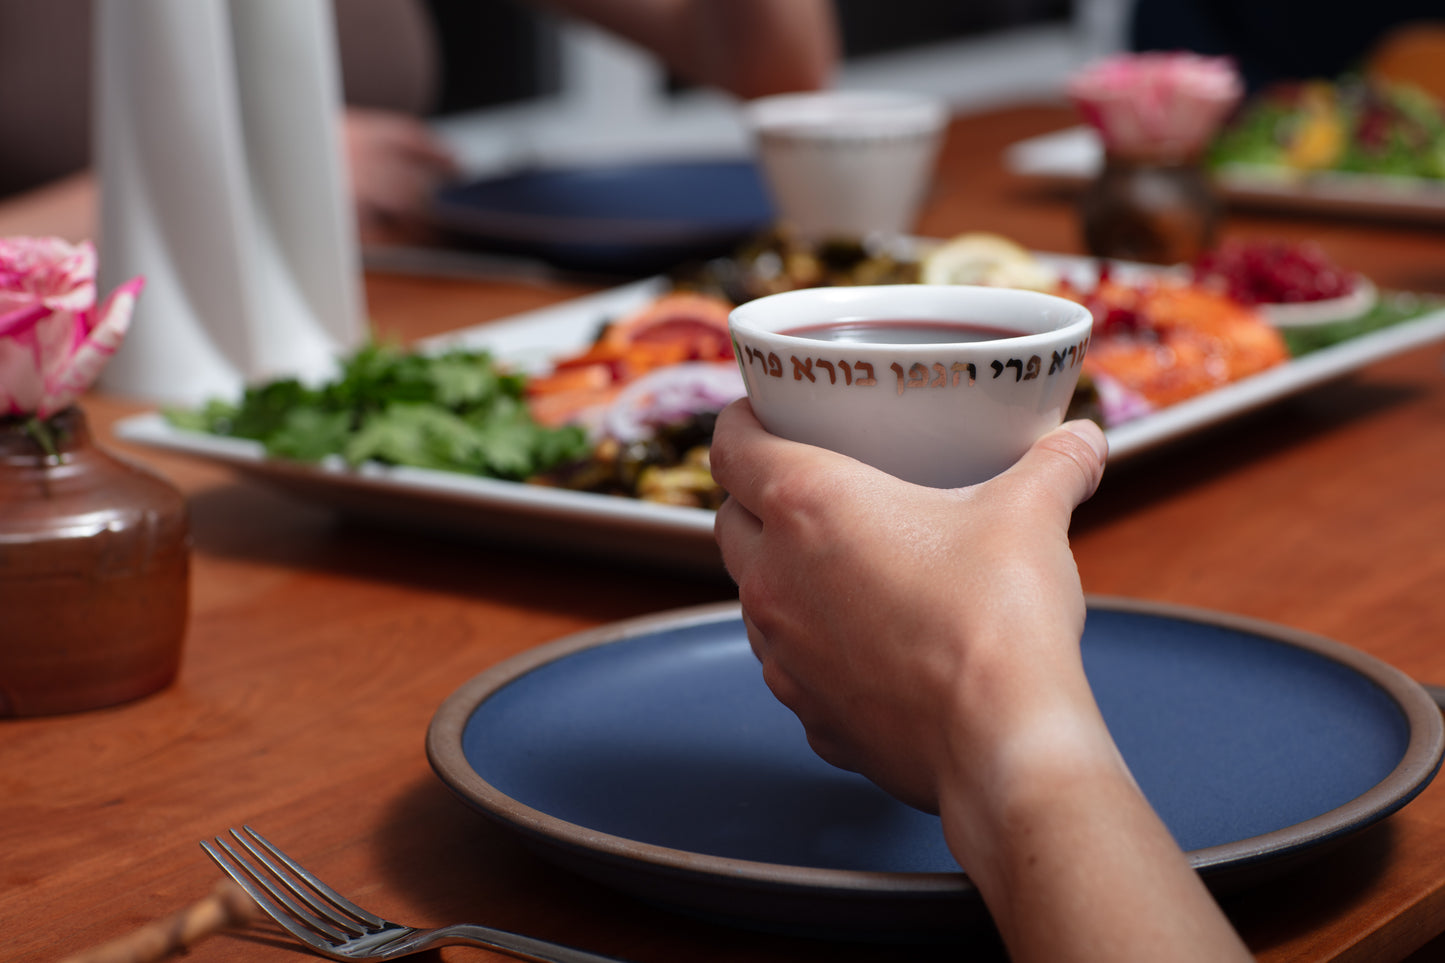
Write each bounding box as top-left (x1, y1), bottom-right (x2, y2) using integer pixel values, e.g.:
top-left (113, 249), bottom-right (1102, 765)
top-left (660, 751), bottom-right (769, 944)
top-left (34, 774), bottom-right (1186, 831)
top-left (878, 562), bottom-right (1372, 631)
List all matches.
top-left (710, 409), bottom-right (1228, 955)
top-left (540, 0), bottom-right (838, 97)
top-left (939, 694), bottom-right (1252, 962)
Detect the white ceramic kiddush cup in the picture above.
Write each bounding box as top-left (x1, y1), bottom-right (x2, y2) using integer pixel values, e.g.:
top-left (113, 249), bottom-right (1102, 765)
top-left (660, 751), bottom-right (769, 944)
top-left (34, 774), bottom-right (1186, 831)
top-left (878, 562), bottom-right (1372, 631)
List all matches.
top-left (728, 285), bottom-right (1094, 488)
top-left (744, 90), bottom-right (947, 242)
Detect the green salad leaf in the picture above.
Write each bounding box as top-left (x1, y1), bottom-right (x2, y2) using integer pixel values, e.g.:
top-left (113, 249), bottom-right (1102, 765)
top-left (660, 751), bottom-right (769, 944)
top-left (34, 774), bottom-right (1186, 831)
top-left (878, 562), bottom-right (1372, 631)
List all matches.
top-left (165, 343), bottom-right (590, 481)
top-left (1209, 77), bottom-right (1445, 180)
top-left (1279, 291), bottom-right (1445, 357)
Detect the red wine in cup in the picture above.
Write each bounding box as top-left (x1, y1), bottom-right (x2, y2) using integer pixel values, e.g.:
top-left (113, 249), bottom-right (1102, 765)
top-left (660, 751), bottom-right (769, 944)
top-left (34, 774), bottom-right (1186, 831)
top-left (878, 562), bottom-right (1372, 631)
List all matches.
top-left (779, 319), bottom-right (1019, 344)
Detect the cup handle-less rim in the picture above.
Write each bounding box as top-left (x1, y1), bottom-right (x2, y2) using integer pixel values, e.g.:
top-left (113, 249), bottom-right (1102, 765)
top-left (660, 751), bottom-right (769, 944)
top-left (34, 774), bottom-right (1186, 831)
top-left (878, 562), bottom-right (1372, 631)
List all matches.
top-left (727, 284), bottom-right (1094, 350)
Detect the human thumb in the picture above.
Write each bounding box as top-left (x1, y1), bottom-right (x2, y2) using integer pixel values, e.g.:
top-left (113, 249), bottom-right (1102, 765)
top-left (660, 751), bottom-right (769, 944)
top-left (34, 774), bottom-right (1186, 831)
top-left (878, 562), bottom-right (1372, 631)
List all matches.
top-left (998, 419), bottom-right (1108, 513)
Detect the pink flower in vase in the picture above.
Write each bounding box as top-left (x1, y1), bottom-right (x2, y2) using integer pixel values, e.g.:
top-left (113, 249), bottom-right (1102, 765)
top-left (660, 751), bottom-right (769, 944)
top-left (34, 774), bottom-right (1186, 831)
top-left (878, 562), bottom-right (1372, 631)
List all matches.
top-left (0, 236), bottom-right (144, 420)
top-left (1069, 52), bottom-right (1244, 160)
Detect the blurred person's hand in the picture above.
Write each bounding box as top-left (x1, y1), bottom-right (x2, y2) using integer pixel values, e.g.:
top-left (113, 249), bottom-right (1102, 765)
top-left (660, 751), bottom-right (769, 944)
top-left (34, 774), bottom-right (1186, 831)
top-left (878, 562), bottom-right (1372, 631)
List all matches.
top-left (342, 107), bottom-right (459, 245)
top-left (541, 0), bottom-right (839, 98)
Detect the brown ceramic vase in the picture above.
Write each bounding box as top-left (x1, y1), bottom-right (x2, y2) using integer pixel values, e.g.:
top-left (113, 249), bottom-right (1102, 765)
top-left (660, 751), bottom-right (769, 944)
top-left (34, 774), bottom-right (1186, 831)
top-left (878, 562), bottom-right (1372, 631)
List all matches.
top-left (1079, 150), bottom-right (1221, 266)
top-left (0, 407), bottom-right (190, 716)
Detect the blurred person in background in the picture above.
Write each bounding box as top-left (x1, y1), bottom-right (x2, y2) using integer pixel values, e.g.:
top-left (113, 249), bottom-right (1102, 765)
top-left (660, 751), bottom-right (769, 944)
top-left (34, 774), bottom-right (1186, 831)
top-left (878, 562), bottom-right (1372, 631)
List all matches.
top-left (0, 0), bottom-right (837, 243)
top-left (1129, 0), bottom-right (1443, 92)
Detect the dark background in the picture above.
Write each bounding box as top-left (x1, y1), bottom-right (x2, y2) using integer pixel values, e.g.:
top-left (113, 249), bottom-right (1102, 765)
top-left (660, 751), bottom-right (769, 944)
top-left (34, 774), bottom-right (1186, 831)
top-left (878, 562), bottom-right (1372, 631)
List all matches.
top-left (421, 0), bottom-right (1075, 115)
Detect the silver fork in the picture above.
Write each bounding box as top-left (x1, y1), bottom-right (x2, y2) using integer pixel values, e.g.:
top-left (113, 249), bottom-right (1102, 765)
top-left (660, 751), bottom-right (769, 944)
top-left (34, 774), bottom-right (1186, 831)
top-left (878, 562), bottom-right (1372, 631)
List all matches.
top-left (201, 826), bottom-right (632, 962)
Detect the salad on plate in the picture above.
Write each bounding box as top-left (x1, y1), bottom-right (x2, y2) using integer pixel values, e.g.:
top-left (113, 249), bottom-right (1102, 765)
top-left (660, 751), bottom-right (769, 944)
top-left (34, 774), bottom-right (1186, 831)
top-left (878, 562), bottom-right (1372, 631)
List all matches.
top-left (164, 231), bottom-right (1435, 510)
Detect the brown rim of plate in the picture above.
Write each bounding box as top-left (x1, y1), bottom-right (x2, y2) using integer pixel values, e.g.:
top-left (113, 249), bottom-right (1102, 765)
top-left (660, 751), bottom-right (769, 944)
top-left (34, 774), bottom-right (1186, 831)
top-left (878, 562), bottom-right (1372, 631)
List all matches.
top-left (425, 595), bottom-right (1445, 898)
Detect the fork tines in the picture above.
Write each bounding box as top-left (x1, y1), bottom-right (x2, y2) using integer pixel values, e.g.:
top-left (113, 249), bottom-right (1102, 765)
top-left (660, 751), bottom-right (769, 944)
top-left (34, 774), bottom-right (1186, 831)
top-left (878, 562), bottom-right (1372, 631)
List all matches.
top-left (201, 826), bottom-right (382, 951)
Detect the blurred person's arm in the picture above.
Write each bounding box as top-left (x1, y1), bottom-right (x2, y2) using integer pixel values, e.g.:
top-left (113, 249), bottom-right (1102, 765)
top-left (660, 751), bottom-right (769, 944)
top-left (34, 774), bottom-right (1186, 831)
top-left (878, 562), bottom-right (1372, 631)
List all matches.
top-left (0, 173), bottom-right (96, 243)
top-left (0, 109), bottom-right (459, 248)
top-left (540, 0), bottom-right (839, 97)
top-left (710, 403), bottom-right (1252, 963)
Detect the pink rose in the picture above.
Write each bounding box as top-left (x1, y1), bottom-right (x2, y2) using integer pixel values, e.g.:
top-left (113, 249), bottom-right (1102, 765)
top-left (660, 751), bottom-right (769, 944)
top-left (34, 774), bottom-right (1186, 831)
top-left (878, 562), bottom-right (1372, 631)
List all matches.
top-left (1069, 52), bottom-right (1243, 159)
top-left (0, 236), bottom-right (144, 419)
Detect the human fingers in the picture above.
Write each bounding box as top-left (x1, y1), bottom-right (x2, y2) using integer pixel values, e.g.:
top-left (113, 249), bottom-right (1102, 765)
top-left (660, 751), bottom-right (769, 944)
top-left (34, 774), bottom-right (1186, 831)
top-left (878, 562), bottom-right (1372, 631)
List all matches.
top-left (993, 419), bottom-right (1107, 517)
top-left (707, 399), bottom-right (779, 515)
top-left (387, 122), bottom-right (461, 174)
top-left (345, 108), bottom-right (460, 173)
top-left (709, 398), bottom-right (881, 527)
top-left (740, 607), bottom-right (867, 775)
top-left (713, 487), bottom-right (762, 585)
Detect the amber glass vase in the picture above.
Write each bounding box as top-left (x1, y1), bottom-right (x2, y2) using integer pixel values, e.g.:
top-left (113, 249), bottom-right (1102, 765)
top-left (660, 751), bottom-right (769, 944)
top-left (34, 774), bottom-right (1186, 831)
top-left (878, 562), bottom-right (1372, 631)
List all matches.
top-left (0, 407), bottom-right (190, 716)
top-left (1079, 150), bottom-right (1221, 266)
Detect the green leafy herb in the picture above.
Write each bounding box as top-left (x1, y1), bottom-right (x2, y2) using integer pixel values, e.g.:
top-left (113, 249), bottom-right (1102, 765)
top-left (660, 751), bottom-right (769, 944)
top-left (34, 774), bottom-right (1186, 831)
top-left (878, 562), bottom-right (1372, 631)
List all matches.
top-left (1279, 291), bottom-right (1445, 357)
top-left (165, 343), bottom-right (589, 481)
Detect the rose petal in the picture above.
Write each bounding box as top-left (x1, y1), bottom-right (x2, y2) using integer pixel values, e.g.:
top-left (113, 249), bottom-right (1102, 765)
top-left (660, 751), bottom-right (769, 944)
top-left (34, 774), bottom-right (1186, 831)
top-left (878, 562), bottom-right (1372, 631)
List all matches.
top-left (0, 235), bottom-right (142, 418)
top-left (0, 328), bottom-right (45, 416)
top-left (40, 276), bottom-right (143, 417)
top-left (0, 301), bottom-right (51, 338)
top-left (1069, 52), bottom-right (1243, 157)
top-left (0, 237), bottom-right (97, 315)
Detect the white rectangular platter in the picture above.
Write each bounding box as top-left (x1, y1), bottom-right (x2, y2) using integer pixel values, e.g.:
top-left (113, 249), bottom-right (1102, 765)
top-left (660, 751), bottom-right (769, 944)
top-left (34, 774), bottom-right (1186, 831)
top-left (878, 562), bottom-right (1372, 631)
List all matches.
top-left (1007, 126), bottom-right (1445, 224)
top-left (115, 264), bottom-right (1445, 574)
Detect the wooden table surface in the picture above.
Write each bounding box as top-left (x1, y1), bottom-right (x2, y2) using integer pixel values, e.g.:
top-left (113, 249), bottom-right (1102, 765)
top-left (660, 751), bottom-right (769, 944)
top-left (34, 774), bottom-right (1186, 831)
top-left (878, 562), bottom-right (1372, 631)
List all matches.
top-left (6, 104), bottom-right (1445, 963)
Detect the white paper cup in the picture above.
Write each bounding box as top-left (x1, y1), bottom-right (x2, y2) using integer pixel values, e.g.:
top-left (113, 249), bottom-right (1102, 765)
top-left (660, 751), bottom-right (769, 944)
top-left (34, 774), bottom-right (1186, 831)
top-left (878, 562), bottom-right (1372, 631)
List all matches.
top-left (745, 90), bottom-right (948, 242)
top-left (729, 284), bottom-right (1093, 488)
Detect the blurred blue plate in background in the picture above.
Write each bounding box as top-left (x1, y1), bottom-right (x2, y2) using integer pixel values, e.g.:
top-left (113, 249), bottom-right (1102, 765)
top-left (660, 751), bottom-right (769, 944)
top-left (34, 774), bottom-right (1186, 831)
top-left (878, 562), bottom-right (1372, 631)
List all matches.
top-left (429, 158), bottom-right (774, 275)
top-left (427, 598), bottom-right (1444, 941)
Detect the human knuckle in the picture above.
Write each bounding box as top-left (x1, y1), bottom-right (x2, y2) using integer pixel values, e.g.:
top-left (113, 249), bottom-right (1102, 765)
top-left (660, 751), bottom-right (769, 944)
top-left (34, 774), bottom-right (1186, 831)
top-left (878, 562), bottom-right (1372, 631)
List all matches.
top-left (760, 659), bottom-right (802, 707)
top-left (1037, 431), bottom-right (1104, 492)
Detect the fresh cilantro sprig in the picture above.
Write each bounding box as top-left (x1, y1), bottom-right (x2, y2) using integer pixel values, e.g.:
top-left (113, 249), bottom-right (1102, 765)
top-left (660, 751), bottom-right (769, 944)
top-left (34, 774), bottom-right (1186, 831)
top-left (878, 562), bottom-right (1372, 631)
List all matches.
top-left (165, 343), bottom-right (590, 481)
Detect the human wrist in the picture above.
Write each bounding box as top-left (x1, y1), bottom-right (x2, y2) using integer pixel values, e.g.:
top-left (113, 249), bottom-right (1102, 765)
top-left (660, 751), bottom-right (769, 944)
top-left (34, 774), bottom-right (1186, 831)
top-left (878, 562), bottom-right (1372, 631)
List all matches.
top-left (934, 661), bottom-right (1127, 888)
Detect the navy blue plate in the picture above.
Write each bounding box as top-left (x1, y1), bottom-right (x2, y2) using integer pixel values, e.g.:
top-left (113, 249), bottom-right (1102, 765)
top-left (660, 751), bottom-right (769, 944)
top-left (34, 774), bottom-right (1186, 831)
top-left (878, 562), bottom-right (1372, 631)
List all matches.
top-left (427, 598), bottom-right (1442, 939)
top-left (429, 158), bottom-right (773, 274)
